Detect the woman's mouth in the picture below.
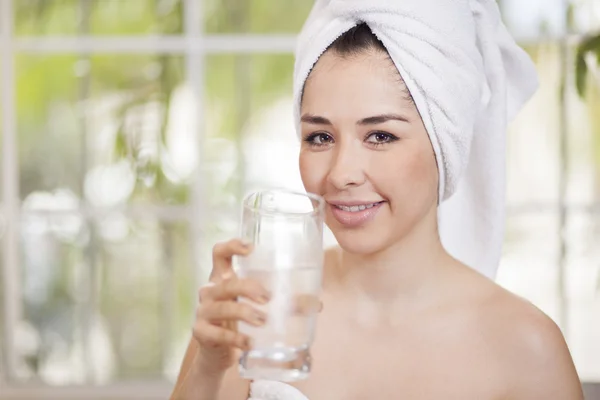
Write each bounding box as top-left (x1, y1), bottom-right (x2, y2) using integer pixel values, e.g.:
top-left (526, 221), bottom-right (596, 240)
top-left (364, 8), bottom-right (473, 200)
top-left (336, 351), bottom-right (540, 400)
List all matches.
top-left (329, 201), bottom-right (385, 227)
top-left (333, 202), bottom-right (383, 212)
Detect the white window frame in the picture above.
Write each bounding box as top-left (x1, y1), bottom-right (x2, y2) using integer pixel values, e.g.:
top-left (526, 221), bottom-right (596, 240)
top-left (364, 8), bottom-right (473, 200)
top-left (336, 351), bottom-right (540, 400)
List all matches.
top-left (0, 1), bottom-right (299, 397)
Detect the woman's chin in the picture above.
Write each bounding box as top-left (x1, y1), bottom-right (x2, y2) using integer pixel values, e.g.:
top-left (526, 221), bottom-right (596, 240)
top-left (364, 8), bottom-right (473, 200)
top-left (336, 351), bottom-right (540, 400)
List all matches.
top-left (331, 230), bottom-right (389, 256)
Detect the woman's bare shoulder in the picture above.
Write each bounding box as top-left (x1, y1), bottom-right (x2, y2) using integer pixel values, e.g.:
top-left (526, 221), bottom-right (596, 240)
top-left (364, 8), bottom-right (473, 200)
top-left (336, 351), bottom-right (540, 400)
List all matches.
top-left (456, 266), bottom-right (568, 354)
top-left (467, 272), bottom-right (562, 345)
top-left (462, 268), bottom-right (583, 398)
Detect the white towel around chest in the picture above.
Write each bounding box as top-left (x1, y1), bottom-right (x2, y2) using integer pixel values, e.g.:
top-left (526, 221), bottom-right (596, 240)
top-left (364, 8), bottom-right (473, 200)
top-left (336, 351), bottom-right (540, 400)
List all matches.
top-left (249, 380), bottom-right (310, 400)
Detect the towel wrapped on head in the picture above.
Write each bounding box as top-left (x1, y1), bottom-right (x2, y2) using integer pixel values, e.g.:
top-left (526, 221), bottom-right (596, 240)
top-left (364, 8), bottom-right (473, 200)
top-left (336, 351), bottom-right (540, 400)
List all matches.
top-left (293, 0), bottom-right (538, 279)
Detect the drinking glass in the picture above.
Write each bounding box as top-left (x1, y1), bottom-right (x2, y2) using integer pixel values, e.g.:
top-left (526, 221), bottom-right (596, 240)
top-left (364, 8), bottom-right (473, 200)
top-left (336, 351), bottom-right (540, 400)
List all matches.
top-left (235, 188), bottom-right (325, 382)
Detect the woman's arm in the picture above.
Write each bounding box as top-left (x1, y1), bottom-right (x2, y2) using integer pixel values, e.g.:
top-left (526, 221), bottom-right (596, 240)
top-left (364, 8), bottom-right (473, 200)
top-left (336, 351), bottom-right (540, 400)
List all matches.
top-left (170, 337), bottom-right (250, 400)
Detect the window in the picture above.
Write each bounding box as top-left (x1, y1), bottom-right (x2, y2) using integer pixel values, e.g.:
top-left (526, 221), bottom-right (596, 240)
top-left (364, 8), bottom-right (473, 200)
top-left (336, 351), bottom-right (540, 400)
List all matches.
top-left (1, 0), bottom-right (599, 398)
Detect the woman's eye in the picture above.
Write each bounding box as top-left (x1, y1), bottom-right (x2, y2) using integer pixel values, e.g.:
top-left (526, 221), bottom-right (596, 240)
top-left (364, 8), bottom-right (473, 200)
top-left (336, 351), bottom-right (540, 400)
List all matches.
top-left (305, 133), bottom-right (333, 146)
top-left (366, 132), bottom-right (398, 145)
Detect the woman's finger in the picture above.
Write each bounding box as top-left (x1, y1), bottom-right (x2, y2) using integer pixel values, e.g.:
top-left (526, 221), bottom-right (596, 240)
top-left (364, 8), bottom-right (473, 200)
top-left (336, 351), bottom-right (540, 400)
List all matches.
top-left (193, 320), bottom-right (251, 350)
top-left (201, 277), bottom-right (270, 304)
top-left (292, 294), bottom-right (323, 316)
top-left (198, 281), bottom-right (216, 303)
top-left (200, 301), bottom-right (267, 326)
top-left (210, 239), bottom-right (252, 282)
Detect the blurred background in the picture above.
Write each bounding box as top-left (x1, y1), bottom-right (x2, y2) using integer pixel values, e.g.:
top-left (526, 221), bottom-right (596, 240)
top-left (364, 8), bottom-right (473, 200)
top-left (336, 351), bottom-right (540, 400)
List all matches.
top-left (0, 0), bottom-right (599, 398)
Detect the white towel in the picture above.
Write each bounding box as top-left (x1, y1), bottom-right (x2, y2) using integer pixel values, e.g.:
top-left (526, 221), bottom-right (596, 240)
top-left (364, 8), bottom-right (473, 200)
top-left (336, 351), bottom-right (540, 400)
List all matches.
top-left (293, 0), bottom-right (538, 279)
top-left (249, 380), bottom-right (310, 400)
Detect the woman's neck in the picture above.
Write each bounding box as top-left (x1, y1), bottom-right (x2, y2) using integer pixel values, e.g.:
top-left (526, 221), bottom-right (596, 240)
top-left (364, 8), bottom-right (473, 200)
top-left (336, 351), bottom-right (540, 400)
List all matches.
top-left (330, 213), bottom-right (454, 313)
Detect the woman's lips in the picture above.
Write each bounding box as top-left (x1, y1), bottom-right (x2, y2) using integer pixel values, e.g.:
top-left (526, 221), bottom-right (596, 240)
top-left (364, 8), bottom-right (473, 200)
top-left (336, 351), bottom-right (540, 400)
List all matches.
top-left (329, 201), bottom-right (385, 228)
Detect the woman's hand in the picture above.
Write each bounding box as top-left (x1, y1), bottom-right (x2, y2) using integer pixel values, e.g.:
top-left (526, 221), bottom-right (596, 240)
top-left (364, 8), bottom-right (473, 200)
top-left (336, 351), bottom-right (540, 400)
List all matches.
top-left (192, 239), bottom-right (270, 374)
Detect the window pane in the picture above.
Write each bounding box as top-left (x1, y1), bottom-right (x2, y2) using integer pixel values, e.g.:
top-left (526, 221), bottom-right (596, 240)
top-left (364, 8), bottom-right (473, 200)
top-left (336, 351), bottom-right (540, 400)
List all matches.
top-left (14, 0), bottom-right (184, 36)
top-left (496, 213), bottom-right (560, 321)
top-left (571, 0), bottom-right (600, 34)
top-left (566, 212), bottom-right (600, 301)
top-left (204, 0), bottom-right (599, 38)
top-left (205, 54), bottom-right (302, 209)
top-left (501, 0), bottom-right (599, 40)
top-left (501, 0), bottom-right (566, 41)
top-left (506, 42), bottom-right (561, 206)
top-left (0, 55), bottom-right (3, 203)
top-left (0, 53), bottom-right (8, 380)
top-left (201, 52), bottom-right (337, 283)
top-left (497, 210), bottom-right (600, 381)
top-left (12, 214), bottom-right (193, 384)
top-left (565, 211), bottom-right (600, 381)
top-left (98, 219), bottom-right (193, 381)
top-left (16, 212), bottom-right (88, 383)
top-left (568, 48), bottom-right (600, 207)
top-left (0, 210), bottom-right (4, 378)
top-left (204, 0), bottom-right (313, 34)
top-left (16, 54), bottom-right (192, 206)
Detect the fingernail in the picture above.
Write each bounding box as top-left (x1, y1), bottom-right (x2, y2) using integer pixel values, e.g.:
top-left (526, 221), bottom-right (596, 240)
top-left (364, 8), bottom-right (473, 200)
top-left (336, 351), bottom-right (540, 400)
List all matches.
top-left (259, 292), bottom-right (271, 304)
top-left (240, 239), bottom-right (252, 247)
top-left (253, 311), bottom-right (267, 324)
top-left (221, 272), bottom-right (233, 280)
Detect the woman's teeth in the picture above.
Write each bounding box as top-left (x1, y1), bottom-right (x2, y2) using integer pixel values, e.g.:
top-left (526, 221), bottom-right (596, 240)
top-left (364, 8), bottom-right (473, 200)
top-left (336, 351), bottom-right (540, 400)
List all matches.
top-left (335, 202), bottom-right (381, 212)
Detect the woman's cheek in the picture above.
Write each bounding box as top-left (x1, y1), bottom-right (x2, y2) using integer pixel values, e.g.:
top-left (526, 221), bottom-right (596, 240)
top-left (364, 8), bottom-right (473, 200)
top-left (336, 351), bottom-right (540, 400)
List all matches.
top-left (373, 148), bottom-right (435, 202)
top-left (394, 148), bottom-right (439, 205)
top-left (299, 152), bottom-right (325, 193)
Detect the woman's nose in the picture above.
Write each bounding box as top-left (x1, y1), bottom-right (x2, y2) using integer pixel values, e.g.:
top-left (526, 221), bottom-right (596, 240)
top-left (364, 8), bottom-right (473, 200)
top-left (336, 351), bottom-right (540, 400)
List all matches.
top-left (326, 141), bottom-right (366, 190)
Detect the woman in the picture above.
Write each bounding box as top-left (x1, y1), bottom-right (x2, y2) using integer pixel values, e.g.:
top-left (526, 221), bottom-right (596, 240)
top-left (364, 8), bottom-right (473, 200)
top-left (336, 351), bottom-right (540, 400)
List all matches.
top-left (170, 1), bottom-right (583, 399)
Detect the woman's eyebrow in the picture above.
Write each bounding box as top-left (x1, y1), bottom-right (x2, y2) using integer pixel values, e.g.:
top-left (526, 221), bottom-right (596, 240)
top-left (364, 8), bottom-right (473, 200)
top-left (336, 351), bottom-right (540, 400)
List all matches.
top-left (357, 113), bottom-right (409, 125)
top-left (300, 114), bottom-right (332, 125)
top-left (300, 113), bottom-right (410, 126)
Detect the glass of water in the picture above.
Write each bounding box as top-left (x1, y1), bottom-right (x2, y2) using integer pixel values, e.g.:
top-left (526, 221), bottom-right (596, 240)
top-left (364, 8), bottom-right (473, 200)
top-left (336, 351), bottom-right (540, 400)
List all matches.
top-left (235, 188), bottom-right (325, 382)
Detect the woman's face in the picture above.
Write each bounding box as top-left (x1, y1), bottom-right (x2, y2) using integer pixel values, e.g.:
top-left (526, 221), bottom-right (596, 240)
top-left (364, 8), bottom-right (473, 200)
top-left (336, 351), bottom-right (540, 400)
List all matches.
top-left (299, 50), bottom-right (439, 255)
